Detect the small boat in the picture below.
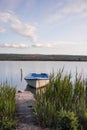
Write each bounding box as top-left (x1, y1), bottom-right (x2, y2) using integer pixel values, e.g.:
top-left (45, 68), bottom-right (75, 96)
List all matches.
top-left (24, 73), bottom-right (49, 88)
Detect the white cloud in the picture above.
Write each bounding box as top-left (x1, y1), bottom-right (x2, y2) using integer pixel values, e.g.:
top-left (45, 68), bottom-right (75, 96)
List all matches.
top-left (32, 43), bottom-right (53, 48)
top-left (32, 43), bottom-right (43, 48)
top-left (0, 27), bottom-right (6, 33)
top-left (44, 43), bottom-right (53, 48)
top-left (0, 38), bottom-right (82, 50)
top-left (0, 11), bottom-right (37, 43)
top-left (0, 12), bottom-right (11, 22)
top-left (32, 40), bottom-right (81, 49)
top-left (11, 21), bottom-right (37, 43)
top-left (62, 0), bottom-right (87, 14)
top-left (48, 0), bottom-right (87, 23)
top-left (0, 43), bottom-right (29, 48)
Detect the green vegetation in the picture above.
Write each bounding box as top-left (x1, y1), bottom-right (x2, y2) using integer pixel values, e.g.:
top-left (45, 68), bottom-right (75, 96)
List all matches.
top-left (0, 83), bottom-right (16, 130)
top-left (34, 70), bottom-right (87, 130)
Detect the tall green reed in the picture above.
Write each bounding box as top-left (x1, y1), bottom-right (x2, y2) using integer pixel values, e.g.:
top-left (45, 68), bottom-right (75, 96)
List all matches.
top-left (0, 83), bottom-right (16, 129)
top-left (34, 69), bottom-right (87, 129)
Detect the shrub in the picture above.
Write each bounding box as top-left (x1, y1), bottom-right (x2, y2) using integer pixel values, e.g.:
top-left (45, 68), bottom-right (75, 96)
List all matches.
top-left (57, 110), bottom-right (78, 130)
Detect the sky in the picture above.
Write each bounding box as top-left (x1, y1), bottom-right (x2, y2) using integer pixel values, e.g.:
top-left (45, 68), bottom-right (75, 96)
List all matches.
top-left (0, 0), bottom-right (87, 55)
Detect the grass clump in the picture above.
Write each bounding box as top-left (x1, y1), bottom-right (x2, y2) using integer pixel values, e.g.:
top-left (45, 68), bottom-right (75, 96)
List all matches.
top-left (57, 110), bottom-right (78, 130)
top-left (0, 83), bottom-right (16, 130)
top-left (34, 70), bottom-right (87, 130)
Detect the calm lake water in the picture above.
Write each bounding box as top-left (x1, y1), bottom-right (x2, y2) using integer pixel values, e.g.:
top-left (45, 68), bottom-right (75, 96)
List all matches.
top-left (0, 61), bottom-right (87, 92)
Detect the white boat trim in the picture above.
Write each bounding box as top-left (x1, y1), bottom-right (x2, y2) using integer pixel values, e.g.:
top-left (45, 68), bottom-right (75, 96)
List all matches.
top-left (24, 73), bottom-right (49, 88)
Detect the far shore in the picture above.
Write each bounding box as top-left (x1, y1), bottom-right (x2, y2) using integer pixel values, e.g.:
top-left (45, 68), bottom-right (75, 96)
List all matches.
top-left (0, 54), bottom-right (87, 61)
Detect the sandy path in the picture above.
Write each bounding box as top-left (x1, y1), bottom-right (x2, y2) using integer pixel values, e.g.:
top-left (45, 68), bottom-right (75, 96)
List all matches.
top-left (15, 91), bottom-right (51, 130)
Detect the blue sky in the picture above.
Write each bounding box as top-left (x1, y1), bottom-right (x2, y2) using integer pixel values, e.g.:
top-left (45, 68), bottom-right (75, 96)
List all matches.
top-left (0, 0), bottom-right (87, 55)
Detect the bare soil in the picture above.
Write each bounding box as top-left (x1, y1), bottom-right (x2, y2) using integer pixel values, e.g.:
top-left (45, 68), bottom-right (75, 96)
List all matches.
top-left (15, 91), bottom-right (52, 130)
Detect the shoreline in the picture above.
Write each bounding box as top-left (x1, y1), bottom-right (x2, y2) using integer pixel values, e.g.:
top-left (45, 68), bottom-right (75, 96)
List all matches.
top-left (0, 54), bottom-right (87, 61)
